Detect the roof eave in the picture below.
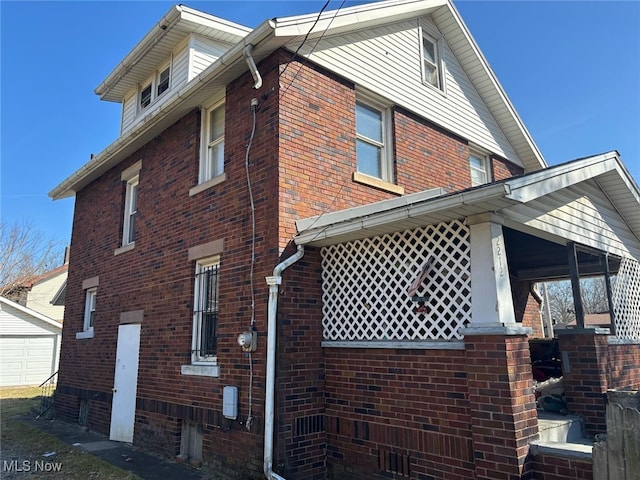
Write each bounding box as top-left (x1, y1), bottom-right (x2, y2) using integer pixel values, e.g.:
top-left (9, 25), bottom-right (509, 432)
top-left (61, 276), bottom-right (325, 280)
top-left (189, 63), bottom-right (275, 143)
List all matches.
top-left (95, 4), bottom-right (252, 102)
top-left (49, 19), bottom-right (278, 200)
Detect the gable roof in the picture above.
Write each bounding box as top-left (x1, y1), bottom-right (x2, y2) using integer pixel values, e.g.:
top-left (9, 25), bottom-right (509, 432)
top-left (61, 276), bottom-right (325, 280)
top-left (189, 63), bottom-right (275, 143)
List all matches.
top-left (295, 151), bottom-right (640, 260)
top-left (50, 0), bottom-right (546, 200)
top-left (0, 296), bottom-right (62, 331)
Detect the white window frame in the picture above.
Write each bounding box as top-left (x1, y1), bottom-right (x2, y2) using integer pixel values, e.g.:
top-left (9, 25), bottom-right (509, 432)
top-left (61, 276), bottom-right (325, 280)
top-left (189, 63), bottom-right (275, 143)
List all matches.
top-left (355, 94), bottom-right (394, 184)
top-left (122, 175), bottom-right (139, 247)
top-left (138, 60), bottom-right (171, 113)
top-left (199, 101), bottom-right (225, 185)
top-left (83, 287), bottom-right (97, 333)
top-left (420, 25), bottom-right (445, 92)
top-left (191, 257), bottom-right (220, 365)
top-left (469, 150), bottom-right (490, 187)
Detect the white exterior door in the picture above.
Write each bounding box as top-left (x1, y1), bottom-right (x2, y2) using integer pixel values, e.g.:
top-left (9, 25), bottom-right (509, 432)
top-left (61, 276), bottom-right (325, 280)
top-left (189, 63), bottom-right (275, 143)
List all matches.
top-left (109, 324), bottom-right (141, 443)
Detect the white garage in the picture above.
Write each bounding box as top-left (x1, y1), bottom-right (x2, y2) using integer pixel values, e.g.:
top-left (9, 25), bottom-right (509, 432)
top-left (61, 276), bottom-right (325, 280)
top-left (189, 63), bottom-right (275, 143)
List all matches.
top-left (0, 296), bottom-right (61, 386)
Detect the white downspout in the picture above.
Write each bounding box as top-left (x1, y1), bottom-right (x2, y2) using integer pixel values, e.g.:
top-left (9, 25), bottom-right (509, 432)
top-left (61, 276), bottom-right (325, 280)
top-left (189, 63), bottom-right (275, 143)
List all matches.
top-left (243, 44), bottom-right (263, 90)
top-left (264, 244), bottom-right (305, 480)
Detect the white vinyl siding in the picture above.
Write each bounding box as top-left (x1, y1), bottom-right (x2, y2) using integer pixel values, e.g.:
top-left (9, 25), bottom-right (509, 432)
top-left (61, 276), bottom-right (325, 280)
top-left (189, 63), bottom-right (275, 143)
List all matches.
top-left (189, 35), bottom-right (229, 81)
top-left (288, 17), bottom-right (522, 167)
top-left (121, 93), bottom-right (137, 134)
top-left (504, 179), bottom-right (640, 260)
top-left (172, 40), bottom-right (190, 90)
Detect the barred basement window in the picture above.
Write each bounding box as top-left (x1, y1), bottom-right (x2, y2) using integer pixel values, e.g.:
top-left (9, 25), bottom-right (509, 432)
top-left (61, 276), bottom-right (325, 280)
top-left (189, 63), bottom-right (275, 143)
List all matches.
top-left (192, 258), bottom-right (219, 362)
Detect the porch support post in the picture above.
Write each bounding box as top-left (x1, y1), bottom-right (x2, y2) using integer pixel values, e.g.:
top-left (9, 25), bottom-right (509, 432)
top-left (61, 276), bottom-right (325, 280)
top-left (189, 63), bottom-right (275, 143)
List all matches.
top-left (567, 241), bottom-right (585, 328)
top-left (467, 213), bottom-right (515, 327)
top-left (464, 214), bottom-right (537, 479)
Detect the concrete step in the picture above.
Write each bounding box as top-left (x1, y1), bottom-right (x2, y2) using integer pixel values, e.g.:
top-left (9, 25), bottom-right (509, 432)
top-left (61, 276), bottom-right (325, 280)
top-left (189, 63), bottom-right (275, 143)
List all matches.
top-left (530, 439), bottom-right (593, 460)
top-left (537, 411), bottom-right (583, 443)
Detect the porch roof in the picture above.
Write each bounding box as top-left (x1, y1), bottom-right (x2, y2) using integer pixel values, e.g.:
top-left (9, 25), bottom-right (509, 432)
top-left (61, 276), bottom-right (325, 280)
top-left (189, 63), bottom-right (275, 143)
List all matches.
top-left (295, 151), bottom-right (640, 260)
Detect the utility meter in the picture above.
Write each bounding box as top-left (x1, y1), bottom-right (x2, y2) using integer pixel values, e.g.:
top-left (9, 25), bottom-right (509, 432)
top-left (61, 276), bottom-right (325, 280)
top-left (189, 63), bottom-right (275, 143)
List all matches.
top-left (237, 330), bottom-right (257, 352)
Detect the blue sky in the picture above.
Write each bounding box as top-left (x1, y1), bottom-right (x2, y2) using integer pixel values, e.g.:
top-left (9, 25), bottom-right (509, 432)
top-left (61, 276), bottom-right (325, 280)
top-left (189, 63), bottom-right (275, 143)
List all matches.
top-left (1, 1), bottom-right (639, 254)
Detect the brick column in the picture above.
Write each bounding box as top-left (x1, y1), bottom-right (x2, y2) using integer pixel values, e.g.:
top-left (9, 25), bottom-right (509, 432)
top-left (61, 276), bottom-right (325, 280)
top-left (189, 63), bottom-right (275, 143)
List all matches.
top-left (557, 329), bottom-right (609, 435)
top-left (464, 327), bottom-right (539, 480)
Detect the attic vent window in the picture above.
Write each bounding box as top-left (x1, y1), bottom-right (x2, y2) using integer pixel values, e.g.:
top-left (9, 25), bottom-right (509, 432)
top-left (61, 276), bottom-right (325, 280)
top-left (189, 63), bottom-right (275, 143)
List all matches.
top-left (420, 28), bottom-right (444, 91)
top-left (157, 66), bottom-right (170, 97)
top-left (137, 61), bottom-right (171, 112)
top-left (140, 84), bottom-right (152, 109)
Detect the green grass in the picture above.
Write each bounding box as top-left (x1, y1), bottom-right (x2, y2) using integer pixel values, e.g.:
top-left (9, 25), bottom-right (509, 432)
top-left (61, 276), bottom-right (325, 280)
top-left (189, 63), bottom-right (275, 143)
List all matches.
top-left (1, 386), bottom-right (140, 479)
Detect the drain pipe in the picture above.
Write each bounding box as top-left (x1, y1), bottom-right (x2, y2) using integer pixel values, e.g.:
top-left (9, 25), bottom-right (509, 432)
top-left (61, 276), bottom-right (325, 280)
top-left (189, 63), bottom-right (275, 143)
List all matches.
top-left (264, 244), bottom-right (304, 480)
top-left (243, 44), bottom-right (263, 90)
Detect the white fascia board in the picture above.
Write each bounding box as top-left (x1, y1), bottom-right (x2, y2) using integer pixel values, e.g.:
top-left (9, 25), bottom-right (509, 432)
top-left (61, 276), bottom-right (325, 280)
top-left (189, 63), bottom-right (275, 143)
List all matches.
top-left (295, 183), bottom-right (511, 246)
top-left (0, 297), bottom-right (62, 330)
top-left (50, 20), bottom-right (277, 200)
top-left (505, 152), bottom-right (620, 203)
top-left (273, 0), bottom-right (446, 38)
top-left (95, 5), bottom-right (183, 99)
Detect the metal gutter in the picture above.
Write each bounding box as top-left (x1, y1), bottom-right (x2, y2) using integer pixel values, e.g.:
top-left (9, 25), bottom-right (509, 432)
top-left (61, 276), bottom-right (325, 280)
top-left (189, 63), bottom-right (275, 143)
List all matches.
top-left (295, 183), bottom-right (512, 246)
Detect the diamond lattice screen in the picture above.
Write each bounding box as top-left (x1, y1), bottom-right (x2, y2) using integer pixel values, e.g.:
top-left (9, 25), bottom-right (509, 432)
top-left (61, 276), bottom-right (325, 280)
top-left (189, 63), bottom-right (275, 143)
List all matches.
top-left (321, 219), bottom-right (471, 342)
top-left (611, 256), bottom-right (640, 340)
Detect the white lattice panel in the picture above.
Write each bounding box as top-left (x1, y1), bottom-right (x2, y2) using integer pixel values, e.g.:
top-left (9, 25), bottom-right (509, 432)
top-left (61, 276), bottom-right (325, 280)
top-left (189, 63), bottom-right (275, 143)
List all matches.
top-left (321, 220), bottom-right (471, 341)
top-left (612, 256), bottom-right (640, 340)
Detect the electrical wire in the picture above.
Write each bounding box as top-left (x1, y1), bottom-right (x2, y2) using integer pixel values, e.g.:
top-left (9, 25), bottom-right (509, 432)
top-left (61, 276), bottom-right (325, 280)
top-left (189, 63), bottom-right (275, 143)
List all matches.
top-left (279, 0), bottom-right (346, 101)
top-left (244, 100), bottom-right (259, 430)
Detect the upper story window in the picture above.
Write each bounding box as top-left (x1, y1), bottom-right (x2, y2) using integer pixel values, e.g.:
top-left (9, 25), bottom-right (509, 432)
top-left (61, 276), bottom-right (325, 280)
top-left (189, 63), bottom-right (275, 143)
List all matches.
top-left (123, 176), bottom-right (139, 246)
top-left (138, 62), bottom-right (171, 112)
top-left (192, 257), bottom-right (220, 364)
top-left (469, 151), bottom-right (490, 186)
top-left (355, 98), bottom-right (393, 182)
top-left (421, 28), bottom-right (444, 91)
top-left (200, 102), bottom-right (225, 184)
top-left (76, 276), bottom-right (99, 339)
top-left (83, 287), bottom-right (97, 333)
top-left (116, 160), bottom-right (142, 255)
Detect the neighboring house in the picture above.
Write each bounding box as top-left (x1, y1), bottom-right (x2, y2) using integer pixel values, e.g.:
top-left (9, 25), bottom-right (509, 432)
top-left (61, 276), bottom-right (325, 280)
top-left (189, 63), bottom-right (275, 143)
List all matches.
top-left (0, 297), bottom-right (62, 386)
top-left (4, 263), bottom-right (68, 322)
top-left (49, 1), bottom-right (640, 479)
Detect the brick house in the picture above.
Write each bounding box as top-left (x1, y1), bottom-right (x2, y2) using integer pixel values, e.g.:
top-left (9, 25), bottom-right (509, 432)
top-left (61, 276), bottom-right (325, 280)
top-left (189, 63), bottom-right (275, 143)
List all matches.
top-left (50, 1), bottom-right (640, 479)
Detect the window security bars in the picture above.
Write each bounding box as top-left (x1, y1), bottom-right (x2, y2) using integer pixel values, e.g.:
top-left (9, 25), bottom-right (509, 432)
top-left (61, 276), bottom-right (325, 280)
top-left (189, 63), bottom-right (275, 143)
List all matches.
top-left (321, 219), bottom-right (471, 342)
top-left (611, 256), bottom-right (640, 340)
top-left (194, 264), bottom-right (219, 357)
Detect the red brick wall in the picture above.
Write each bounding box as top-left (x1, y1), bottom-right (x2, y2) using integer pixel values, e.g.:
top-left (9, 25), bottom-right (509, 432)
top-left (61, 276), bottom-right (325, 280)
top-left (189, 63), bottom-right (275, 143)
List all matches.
top-left (530, 453), bottom-right (592, 480)
top-left (324, 348), bottom-right (474, 480)
top-left (557, 332), bottom-right (608, 434)
top-left (607, 343), bottom-right (640, 390)
top-left (59, 47), bottom-right (529, 479)
top-left (465, 334), bottom-right (538, 480)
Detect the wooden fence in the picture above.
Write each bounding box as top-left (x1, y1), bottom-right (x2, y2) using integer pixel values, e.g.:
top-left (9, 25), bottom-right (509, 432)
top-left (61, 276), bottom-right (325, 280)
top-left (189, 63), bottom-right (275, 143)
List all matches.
top-left (593, 391), bottom-right (640, 479)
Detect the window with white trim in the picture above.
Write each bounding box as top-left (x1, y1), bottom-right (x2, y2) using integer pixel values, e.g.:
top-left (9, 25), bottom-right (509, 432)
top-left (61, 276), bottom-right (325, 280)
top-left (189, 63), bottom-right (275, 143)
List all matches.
top-left (138, 63), bottom-right (171, 112)
top-left (355, 98), bottom-right (393, 182)
top-left (421, 30), bottom-right (444, 90)
top-left (83, 287), bottom-right (97, 333)
top-left (469, 152), bottom-right (489, 187)
top-left (192, 257), bottom-right (220, 363)
top-left (200, 102), bottom-right (225, 184)
top-left (122, 175), bottom-right (139, 246)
